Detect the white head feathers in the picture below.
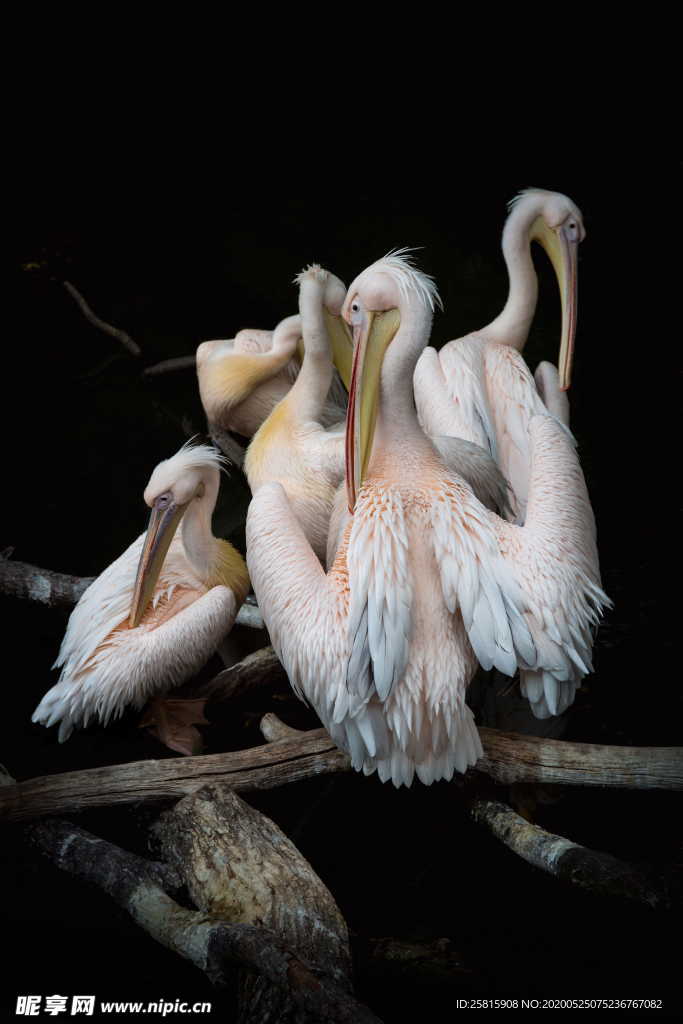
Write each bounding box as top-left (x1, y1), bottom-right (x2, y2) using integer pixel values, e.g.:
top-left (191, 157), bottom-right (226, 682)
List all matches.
top-left (372, 248), bottom-right (443, 313)
top-left (144, 440), bottom-right (227, 504)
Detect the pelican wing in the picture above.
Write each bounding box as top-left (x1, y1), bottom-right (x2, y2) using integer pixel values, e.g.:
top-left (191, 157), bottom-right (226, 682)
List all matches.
top-left (414, 343), bottom-right (494, 451)
top-left (346, 486), bottom-right (413, 703)
top-left (429, 474), bottom-right (537, 678)
top-left (490, 414), bottom-right (610, 718)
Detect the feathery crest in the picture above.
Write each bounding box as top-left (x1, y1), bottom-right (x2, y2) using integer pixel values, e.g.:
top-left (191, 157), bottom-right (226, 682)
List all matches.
top-left (293, 263), bottom-right (328, 287)
top-left (507, 187), bottom-right (555, 211)
top-left (157, 439), bottom-right (229, 479)
top-left (370, 248), bottom-right (443, 313)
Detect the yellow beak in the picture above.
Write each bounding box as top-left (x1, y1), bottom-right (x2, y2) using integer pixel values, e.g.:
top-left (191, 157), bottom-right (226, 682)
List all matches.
top-left (129, 494), bottom-right (188, 628)
top-left (530, 218), bottom-right (579, 390)
top-left (295, 311), bottom-right (354, 391)
top-left (345, 309), bottom-right (401, 511)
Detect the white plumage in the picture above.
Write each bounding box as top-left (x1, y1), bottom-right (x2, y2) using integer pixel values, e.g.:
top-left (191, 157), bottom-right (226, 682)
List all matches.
top-left (33, 443), bottom-right (249, 742)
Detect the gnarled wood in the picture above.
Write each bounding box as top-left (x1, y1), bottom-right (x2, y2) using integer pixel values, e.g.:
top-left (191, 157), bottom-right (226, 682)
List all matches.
top-left (29, 814), bottom-right (382, 1023)
top-left (154, 786), bottom-right (358, 1022)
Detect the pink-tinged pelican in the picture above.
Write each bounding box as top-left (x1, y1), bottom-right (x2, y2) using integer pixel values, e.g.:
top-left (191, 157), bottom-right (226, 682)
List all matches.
top-left (414, 189), bottom-right (584, 522)
top-left (244, 265), bottom-right (353, 563)
top-left (32, 443), bottom-right (249, 742)
top-left (247, 253), bottom-right (609, 786)
top-left (197, 315), bottom-right (349, 439)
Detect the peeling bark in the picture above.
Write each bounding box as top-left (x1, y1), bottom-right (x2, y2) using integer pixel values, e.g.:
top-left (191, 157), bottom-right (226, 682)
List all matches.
top-left (29, 805), bottom-right (382, 1023)
top-left (154, 786), bottom-right (357, 1022)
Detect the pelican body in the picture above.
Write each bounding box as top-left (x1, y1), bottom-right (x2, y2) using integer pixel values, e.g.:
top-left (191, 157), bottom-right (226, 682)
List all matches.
top-left (414, 189), bottom-right (584, 522)
top-left (33, 443), bottom-right (249, 741)
top-left (247, 253), bottom-right (609, 787)
top-left (244, 266), bottom-right (352, 562)
top-left (197, 318), bottom-right (348, 439)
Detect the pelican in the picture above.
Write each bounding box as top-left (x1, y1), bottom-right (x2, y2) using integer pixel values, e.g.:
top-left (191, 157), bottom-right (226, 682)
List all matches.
top-left (197, 315), bottom-right (349, 439)
top-left (414, 189), bottom-right (584, 522)
top-left (32, 442), bottom-right (249, 742)
top-left (244, 265), bottom-right (353, 562)
top-left (247, 253), bottom-right (609, 786)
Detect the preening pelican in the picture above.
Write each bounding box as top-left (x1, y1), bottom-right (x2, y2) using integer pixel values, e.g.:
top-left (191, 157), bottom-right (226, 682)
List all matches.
top-left (32, 443), bottom-right (249, 742)
top-left (247, 253), bottom-right (609, 787)
top-left (197, 315), bottom-right (348, 439)
top-left (414, 188), bottom-right (584, 522)
top-left (244, 265), bottom-right (353, 562)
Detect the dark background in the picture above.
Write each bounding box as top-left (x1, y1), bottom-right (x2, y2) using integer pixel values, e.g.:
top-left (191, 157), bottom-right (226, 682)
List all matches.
top-left (4, 158), bottom-right (681, 1018)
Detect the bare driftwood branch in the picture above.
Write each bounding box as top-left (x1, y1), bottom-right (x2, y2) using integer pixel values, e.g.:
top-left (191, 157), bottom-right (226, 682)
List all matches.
top-left (467, 795), bottom-right (680, 910)
top-left (154, 786), bottom-right (365, 1022)
top-left (63, 280), bottom-right (141, 357)
top-left (3, 723), bottom-right (681, 824)
top-left (143, 355), bottom-right (196, 376)
top-left (0, 556), bottom-right (263, 629)
top-left (0, 732), bottom-right (350, 823)
top-left (196, 646), bottom-right (283, 701)
top-left (30, 813), bottom-right (382, 1024)
top-left (209, 425), bottom-right (246, 468)
top-left (0, 557), bottom-right (93, 607)
top-left (475, 728), bottom-right (683, 790)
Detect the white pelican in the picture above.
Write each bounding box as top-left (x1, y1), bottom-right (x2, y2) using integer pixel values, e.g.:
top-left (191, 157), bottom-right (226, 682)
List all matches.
top-left (197, 315), bottom-right (349, 439)
top-left (414, 189), bottom-right (584, 522)
top-left (32, 442), bottom-right (249, 742)
top-left (244, 265), bottom-right (352, 562)
top-left (247, 253), bottom-right (609, 786)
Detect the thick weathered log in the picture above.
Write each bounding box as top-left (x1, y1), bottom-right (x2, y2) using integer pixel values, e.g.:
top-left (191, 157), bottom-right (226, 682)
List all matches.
top-left (0, 556), bottom-right (263, 629)
top-left (3, 725), bottom-right (682, 824)
top-left (63, 280), bottom-right (141, 356)
top-left (154, 786), bottom-right (358, 1022)
top-left (143, 354), bottom-right (196, 376)
top-left (29, 815), bottom-right (382, 1024)
top-left (467, 795), bottom-right (680, 910)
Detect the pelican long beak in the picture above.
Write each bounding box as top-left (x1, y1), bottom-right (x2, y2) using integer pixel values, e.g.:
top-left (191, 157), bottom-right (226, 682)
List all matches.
top-left (129, 494), bottom-right (189, 628)
top-left (324, 310), bottom-right (354, 391)
top-left (531, 218), bottom-right (579, 390)
top-left (345, 309), bottom-right (401, 511)
top-left (295, 312), bottom-right (354, 391)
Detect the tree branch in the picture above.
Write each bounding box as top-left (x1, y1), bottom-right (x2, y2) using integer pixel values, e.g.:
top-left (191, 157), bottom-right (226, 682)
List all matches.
top-left (0, 556), bottom-right (263, 628)
top-left (29, 813), bottom-right (382, 1023)
top-left (143, 355), bottom-right (196, 376)
top-left (466, 795), bottom-right (680, 910)
top-left (63, 280), bottom-right (141, 357)
top-left (208, 425), bottom-right (246, 468)
top-left (3, 723), bottom-right (681, 825)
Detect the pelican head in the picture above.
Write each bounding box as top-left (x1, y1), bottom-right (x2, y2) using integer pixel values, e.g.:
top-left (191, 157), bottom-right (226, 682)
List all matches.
top-left (508, 188), bottom-right (585, 390)
top-left (129, 443), bottom-right (225, 628)
top-left (342, 251), bottom-right (441, 510)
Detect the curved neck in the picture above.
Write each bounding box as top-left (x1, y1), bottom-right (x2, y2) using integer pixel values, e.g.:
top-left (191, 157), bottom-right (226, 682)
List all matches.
top-left (374, 299), bottom-right (433, 453)
top-left (180, 473), bottom-right (219, 582)
top-left (482, 201), bottom-right (539, 351)
top-left (286, 286), bottom-right (333, 421)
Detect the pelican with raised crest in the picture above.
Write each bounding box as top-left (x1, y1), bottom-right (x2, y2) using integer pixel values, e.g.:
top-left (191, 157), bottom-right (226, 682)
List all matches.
top-left (414, 188), bottom-right (585, 522)
top-left (247, 252), bottom-right (609, 786)
top-left (32, 442), bottom-right (249, 742)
